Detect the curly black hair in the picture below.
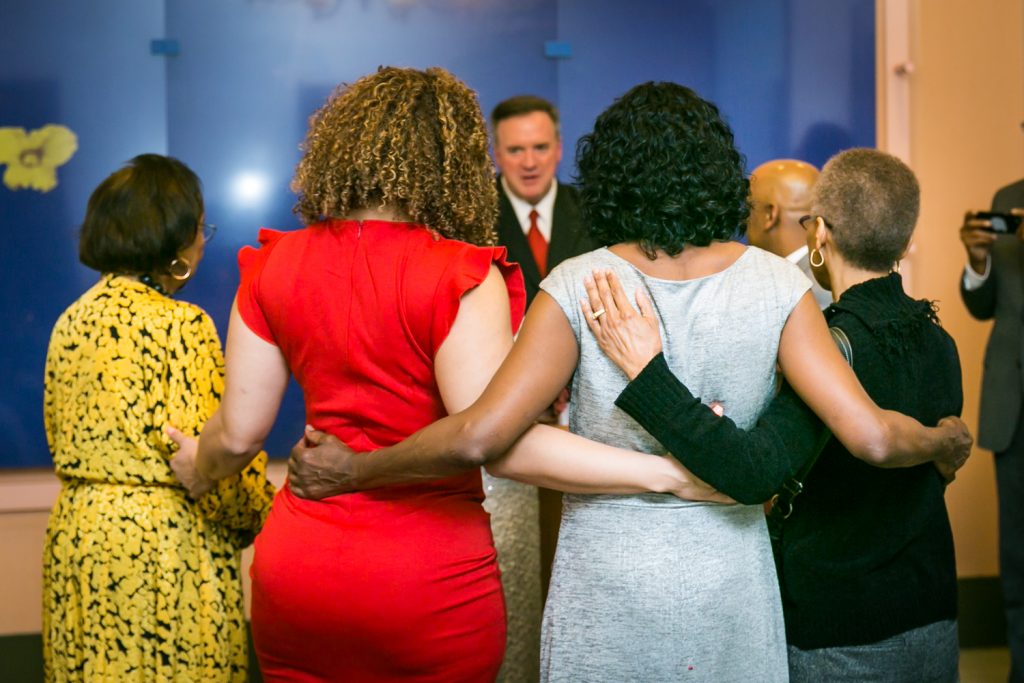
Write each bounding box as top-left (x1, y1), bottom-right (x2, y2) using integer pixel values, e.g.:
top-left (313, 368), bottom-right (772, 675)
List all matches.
top-left (575, 82), bottom-right (748, 257)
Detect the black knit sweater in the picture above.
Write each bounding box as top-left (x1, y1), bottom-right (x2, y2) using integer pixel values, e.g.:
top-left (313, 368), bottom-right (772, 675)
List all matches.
top-left (616, 273), bottom-right (961, 649)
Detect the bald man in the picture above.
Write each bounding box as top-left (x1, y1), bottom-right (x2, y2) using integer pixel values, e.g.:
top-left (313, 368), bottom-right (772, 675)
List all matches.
top-left (747, 159), bottom-right (833, 309)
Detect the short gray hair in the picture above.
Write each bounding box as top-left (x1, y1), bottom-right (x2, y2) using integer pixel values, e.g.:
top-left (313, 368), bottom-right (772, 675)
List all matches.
top-left (812, 148), bottom-right (919, 272)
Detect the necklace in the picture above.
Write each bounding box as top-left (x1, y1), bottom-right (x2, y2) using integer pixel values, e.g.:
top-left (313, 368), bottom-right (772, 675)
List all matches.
top-left (137, 273), bottom-right (168, 296)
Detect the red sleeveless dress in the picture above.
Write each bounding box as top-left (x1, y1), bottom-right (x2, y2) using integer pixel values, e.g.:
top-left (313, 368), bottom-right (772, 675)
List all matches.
top-left (236, 219), bottom-right (525, 682)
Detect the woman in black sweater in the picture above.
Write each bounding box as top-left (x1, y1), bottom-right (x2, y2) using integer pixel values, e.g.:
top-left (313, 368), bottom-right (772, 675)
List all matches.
top-left (583, 148), bottom-right (964, 682)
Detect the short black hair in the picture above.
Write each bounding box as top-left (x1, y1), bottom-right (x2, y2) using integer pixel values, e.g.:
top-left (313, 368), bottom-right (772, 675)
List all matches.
top-left (813, 148), bottom-right (919, 271)
top-left (79, 154), bottom-right (203, 275)
top-left (575, 82), bottom-right (748, 257)
top-left (491, 95), bottom-right (560, 138)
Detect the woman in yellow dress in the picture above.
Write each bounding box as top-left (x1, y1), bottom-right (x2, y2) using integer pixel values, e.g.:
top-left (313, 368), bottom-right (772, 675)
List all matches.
top-left (42, 154), bottom-right (274, 682)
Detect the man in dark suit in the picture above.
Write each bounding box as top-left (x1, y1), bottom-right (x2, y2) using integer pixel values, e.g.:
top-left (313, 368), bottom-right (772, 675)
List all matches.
top-left (960, 179), bottom-right (1024, 683)
top-left (492, 95), bottom-right (595, 303)
top-left (483, 95), bottom-right (595, 683)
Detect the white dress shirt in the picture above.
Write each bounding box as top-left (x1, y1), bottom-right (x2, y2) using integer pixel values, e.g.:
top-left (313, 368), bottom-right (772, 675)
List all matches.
top-left (786, 244), bottom-right (810, 265)
top-left (501, 176), bottom-right (558, 242)
top-left (962, 256), bottom-right (991, 291)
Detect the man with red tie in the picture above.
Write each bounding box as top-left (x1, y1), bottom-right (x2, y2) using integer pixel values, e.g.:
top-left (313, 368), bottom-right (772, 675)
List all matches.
top-left (492, 95), bottom-right (596, 304)
top-left (486, 95), bottom-right (596, 683)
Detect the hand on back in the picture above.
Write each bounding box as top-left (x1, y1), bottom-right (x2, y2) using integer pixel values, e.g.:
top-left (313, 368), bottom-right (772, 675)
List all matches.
top-left (581, 269), bottom-right (662, 381)
top-left (288, 426), bottom-right (359, 500)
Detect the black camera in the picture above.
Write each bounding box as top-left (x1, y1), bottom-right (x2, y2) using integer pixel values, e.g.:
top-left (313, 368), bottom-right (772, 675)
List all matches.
top-left (974, 211), bottom-right (1023, 234)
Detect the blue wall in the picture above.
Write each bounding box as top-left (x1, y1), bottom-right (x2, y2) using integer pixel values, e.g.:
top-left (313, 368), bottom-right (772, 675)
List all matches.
top-left (555, 0), bottom-right (875, 170)
top-left (0, 0), bottom-right (874, 468)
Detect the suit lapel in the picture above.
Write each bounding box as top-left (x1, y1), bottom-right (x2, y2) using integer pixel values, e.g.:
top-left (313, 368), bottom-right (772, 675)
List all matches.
top-left (496, 179), bottom-right (543, 291)
top-left (547, 182), bottom-right (584, 269)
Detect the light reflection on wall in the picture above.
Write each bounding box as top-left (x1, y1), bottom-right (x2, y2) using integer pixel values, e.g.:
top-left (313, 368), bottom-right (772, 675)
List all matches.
top-left (230, 171), bottom-right (270, 209)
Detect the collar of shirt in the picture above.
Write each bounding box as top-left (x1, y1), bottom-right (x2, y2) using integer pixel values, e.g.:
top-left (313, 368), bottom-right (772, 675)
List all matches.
top-left (501, 175), bottom-right (558, 242)
top-left (786, 244), bottom-right (810, 264)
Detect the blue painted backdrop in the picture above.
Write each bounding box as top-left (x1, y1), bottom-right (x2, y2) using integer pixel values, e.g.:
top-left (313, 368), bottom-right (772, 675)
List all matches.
top-left (0, 0), bottom-right (874, 467)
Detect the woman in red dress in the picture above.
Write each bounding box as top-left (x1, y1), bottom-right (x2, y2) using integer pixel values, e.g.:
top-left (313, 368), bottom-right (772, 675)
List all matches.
top-left (168, 67), bottom-right (706, 682)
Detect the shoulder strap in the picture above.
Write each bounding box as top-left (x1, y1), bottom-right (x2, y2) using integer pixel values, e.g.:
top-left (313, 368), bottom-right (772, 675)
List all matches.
top-left (829, 325), bottom-right (853, 365)
top-left (769, 325), bottom-right (852, 522)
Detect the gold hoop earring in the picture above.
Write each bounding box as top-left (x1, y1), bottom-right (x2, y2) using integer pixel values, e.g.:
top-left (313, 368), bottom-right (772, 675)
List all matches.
top-left (169, 257), bottom-right (192, 281)
top-left (809, 248), bottom-right (825, 268)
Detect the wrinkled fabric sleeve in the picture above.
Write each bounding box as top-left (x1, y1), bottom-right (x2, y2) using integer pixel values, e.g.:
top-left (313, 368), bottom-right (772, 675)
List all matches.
top-left (960, 263), bottom-right (997, 320)
top-left (161, 306), bottom-right (275, 547)
top-left (616, 353), bottom-right (825, 504)
top-left (429, 245), bottom-right (526, 357)
top-left (42, 312), bottom-right (67, 453)
top-left (196, 452), bottom-right (275, 548)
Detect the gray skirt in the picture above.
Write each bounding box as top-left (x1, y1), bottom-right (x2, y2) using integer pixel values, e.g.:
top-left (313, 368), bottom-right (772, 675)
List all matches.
top-left (540, 493), bottom-right (788, 683)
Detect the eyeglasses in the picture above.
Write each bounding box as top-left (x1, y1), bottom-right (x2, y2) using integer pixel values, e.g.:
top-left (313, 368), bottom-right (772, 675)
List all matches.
top-left (798, 215), bottom-right (835, 231)
top-left (201, 223), bottom-right (217, 242)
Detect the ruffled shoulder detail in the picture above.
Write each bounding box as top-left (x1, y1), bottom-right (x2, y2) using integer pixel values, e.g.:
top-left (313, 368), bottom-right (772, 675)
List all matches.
top-left (237, 228), bottom-right (288, 273)
top-left (236, 228), bottom-right (289, 344)
top-left (428, 244), bottom-right (526, 358)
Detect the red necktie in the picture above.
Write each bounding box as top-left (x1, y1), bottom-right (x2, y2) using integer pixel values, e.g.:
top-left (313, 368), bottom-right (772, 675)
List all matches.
top-left (527, 209), bottom-right (548, 277)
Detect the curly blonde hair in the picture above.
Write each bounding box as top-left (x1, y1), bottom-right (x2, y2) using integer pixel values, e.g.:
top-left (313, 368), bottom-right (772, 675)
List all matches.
top-left (292, 66), bottom-right (498, 246)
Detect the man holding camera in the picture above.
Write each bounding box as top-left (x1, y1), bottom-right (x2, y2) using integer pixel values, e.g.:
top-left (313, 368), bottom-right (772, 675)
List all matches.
top-left (960, 178), bottom-right (1024, 683)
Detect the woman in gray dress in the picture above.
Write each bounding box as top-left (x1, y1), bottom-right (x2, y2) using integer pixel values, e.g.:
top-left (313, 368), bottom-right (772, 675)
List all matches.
top-left (284, 82), bottom-right (970, 681)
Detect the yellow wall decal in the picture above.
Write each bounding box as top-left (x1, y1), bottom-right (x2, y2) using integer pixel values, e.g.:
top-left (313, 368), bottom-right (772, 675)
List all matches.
top-left (0, 125), bottom-right (78, 192)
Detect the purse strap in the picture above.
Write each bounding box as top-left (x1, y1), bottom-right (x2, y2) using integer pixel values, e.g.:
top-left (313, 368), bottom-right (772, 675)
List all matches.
top-left (830, 325), bottom-right (853, 365)
top-left (768, 325), bottom-right (852, 522)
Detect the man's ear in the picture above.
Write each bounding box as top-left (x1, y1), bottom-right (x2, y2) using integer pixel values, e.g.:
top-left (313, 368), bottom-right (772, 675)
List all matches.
top-left (763, 203), bottom-right (780, 231)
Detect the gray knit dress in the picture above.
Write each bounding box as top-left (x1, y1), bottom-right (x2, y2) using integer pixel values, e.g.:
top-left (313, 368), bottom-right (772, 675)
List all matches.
top-left (539, 246), bottom-right (808, 683)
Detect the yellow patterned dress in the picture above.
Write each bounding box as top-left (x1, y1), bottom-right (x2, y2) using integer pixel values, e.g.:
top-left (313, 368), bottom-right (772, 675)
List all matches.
top-left (42, 274), bottom-right (275, 682)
